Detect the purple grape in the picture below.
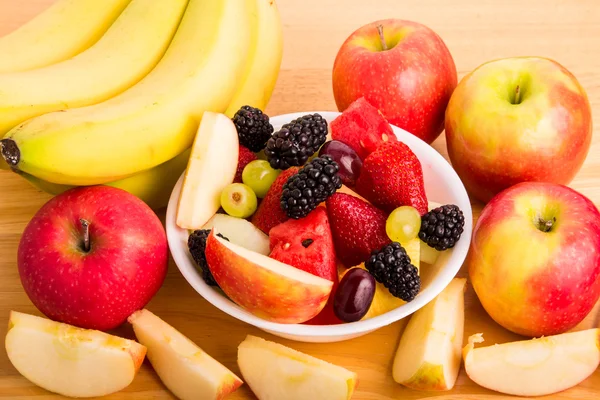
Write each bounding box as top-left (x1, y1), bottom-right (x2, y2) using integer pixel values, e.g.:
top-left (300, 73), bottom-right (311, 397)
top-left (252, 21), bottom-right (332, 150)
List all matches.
top-left (333, 268), bottom-right (376, 322)
top-left (318, 140), bottom-right (362, 187)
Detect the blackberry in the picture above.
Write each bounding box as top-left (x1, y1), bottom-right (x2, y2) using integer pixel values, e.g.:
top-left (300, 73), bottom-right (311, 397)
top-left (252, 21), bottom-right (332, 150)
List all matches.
top-left (418, 204), bottom-right (465, 251)
top-left (280, 155), bottom-right (342, 219)
top-left (265, 113), bottom-right (328, 170)
top-left (232, 105), bottom-right (273, 152)
top-left (365, 242), bottom-right (420, 302)
top-left (187, 230), bottom-right (230, 287)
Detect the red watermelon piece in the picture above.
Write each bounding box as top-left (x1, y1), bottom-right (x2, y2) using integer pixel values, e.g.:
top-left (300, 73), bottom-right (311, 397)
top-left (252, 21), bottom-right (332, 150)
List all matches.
top-left (330, 97), bottom-right (396, 160)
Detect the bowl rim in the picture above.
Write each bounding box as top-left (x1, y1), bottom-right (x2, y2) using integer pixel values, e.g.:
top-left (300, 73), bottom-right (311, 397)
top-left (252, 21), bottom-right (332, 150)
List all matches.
top-left (166, 110), bottom-right (472, 338)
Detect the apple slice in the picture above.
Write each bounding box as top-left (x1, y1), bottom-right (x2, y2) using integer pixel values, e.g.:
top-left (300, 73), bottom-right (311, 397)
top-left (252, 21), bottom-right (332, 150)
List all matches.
top-left (463, 329), bottom-right (600, 396)
top-left (202, 213), bottom-right (269, 255)
top-left (128, 309), bottom-right (242, 400)
top-left (205, 230), bottom-right (333, 323)
top-left (393, 278), bottom-right (466, 390)
top-left (238, 335), bottom-right (357, 400)
top-left (5, 311), bottom-right (146, 398)
top-left (176, 112), bottom-right (239, 229)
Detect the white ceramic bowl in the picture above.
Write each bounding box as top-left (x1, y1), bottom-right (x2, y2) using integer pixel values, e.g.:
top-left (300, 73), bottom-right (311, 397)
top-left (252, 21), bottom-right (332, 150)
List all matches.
top-left (166, 111), bottom-right (472, 343)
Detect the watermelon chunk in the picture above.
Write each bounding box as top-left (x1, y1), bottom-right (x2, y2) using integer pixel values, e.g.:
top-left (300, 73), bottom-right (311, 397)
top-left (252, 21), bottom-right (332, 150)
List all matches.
top-left (330, 97), bottom-right (396, 160)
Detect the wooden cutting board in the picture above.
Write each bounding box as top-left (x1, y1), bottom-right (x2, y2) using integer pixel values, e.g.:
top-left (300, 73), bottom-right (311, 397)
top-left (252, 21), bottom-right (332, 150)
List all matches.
top-left (0, 0), bottom-right (598, 398)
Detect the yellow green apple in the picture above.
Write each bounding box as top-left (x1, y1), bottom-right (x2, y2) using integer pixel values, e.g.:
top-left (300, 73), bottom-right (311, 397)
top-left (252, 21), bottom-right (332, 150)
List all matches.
top-left (463, 329), bottom-right (600, 396)
top-left (237, 335), bottom-right (357, 400)
top-left (392, 278), bottom-right (466, 390)
top-left (445, 57), bottom-right (592, 203)
top-left (204, 230), bottom-right (333, 323)
top-left (468, 182), bottom-right (600, 337)
top-left (128, 309), bottom-right (243, 400)
top-left (5, 311), bottom-right (146, 398)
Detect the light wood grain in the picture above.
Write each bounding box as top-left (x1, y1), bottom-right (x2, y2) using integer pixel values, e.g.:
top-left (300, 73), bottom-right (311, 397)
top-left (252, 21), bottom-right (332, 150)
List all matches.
top-left (0, 0), bottom-right (599, 399)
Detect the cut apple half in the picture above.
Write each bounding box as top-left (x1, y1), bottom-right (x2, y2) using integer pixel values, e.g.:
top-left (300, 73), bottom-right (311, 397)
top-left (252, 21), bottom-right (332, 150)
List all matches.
top-left (393, 278), bottom-right (466, 390)
top-left (5, 311), bottom-right (146, 398)
top-left (463, 328), bottom-right (600, 396)
top-left (238, 335), bottom-right (357, 400)
top-left (202, 213), bottom-right (269, 255)
top-left (205, 230), bottom-right (333, 324)
top-left (128, 309), bottom-right (242, 400)
top-left (176, 112), bottom-right (239, 229)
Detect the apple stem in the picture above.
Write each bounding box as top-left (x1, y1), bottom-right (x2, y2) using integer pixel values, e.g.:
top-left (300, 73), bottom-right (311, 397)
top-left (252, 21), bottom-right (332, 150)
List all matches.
top-left (80, 218), bottom-right (91, 252)
top-left (514, 85), bottom-right (521, 104)
top-left (537, 217), bottom-right (555, 233)
top-left (377, 24), bottom-right (388, 51)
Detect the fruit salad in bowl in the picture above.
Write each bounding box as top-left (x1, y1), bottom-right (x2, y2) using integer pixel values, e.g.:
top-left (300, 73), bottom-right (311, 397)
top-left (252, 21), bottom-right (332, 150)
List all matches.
top-left (166, 99), bottom-right (472, 343)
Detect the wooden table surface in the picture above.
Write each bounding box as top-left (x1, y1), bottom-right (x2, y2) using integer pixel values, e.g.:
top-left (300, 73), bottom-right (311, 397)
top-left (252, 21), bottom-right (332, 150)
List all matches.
top-left (1, 0), bottom-right (599, 399)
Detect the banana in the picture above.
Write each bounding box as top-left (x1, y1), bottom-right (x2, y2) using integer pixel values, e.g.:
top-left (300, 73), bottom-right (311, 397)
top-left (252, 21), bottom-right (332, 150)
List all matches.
top-left (0, 0), bottom-right (132, 73)
top-left (224, 0), bottom-right (283, 117)
top-left (2, 0), bottom-right (253, 186)
top-left (20, 149), bottom-right (190, 210)
top-left (0, 0), bottom-right (188, 135)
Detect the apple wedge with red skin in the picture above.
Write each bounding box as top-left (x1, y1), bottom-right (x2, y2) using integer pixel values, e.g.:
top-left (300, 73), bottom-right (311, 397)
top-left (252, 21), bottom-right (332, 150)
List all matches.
top-left (204, 230), bottom-right (333, 324)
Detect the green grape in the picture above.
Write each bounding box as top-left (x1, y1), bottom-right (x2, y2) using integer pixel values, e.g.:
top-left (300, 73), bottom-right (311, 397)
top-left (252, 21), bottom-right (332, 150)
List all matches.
top-left (220, 183), bottom-right (257, 219)
top-left (386, 206), bottom-right (421, 244)
top-left (242, 160), bottom-right (280, 198)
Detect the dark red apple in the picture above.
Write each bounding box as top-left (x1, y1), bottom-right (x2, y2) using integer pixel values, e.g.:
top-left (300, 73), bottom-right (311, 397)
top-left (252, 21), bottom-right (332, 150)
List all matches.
top-left (18, 186), bottom-right (168, 330)
top-left (332, 19), bottom-right (457, 144)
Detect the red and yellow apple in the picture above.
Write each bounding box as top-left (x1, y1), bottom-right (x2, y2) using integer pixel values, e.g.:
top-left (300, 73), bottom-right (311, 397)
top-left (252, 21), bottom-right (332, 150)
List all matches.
top-left (468, 182), bottom-right (600, 337)
top-left (5, 311), bottom-right (146, 398)
top-left (446, 57), bottom-right (592, 203)
top-left (204, 230), bottom-right (333, 324)
top-left (17, 186), bottom-right (168, 330)
top-left (332, 19), bottom-right (457, 144)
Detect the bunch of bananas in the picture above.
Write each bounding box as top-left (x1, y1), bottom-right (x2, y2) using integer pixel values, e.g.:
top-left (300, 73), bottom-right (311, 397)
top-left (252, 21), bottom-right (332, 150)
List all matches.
top-left (0, 0), bottom-right (283, 209)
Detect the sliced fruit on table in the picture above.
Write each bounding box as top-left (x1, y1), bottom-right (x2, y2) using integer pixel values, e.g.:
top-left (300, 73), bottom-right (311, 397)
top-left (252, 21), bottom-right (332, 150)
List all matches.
top-left (269, 207), bottom-right (338, 282)
top-left (326, 192), bottom-right (390, 267)
top-left (0, 0), bottom-right (131, 73)
top-left (234, 145), bottom-right (258, 183)
top-left (5, 311), bottom-right (146, 398)
top-left (220, 183), bottom-right (258, 219)
top-left (355, 141), bottom-right (428, 215)
top-left (251, 167), bottom-right (299, 233)
top-left (238, 335), bottom-right (358, 400)
top-left (0, 0), bottom-right (189, 135)
top-left (202, 213), bottom-right (270, 255)
top-left (205, 230), bottom-right (333, 323)
top-left (177, 112), bottom-right (239, 229)
top-left (339, 238), bottom-right (420, 320)
top-left (330, 96), bottom-right (396, 160)
top-left (463, 329), bottom-right (600, 396)
top-left (393, 278), bottom-right (466, 390)
top-left (129, 309), bottom-right (243, 400)
top-left (1, 0), bottom-right (254, 186)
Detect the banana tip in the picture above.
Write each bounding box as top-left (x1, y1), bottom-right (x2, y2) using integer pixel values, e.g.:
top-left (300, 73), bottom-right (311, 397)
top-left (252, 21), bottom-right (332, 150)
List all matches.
top-left (0, 138), bottom-right (20, 167)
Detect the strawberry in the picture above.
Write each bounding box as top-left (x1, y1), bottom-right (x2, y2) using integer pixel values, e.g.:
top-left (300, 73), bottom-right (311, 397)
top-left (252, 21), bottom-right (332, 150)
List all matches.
top-left (234, 145), bottom-right (257, 183)
top-left (251, 167), bottom-right (298, 234)
top-left (269, 208), bottom-right (337, 283)
top-left (355, 141), bottom-right (428, 215)
top-left (326, 193), bottom-right (391, 267)
top-left (330, 97), bottom-right (396, 160)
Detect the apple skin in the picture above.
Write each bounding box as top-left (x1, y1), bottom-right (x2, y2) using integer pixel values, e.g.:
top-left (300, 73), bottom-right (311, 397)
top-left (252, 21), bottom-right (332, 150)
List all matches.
top-left (17, 186), bottom-right (168, 331)
top-left (446, 57), bottom-right (592, 203)
top-left (332, 19), bottom-right (457, 144)
top-left (468, 182), bottom-right (600, 337)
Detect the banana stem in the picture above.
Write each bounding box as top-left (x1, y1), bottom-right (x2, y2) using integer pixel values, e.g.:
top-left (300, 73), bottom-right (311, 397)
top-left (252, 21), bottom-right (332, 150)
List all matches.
top-left (0, 138), bottom-right (20, 167)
